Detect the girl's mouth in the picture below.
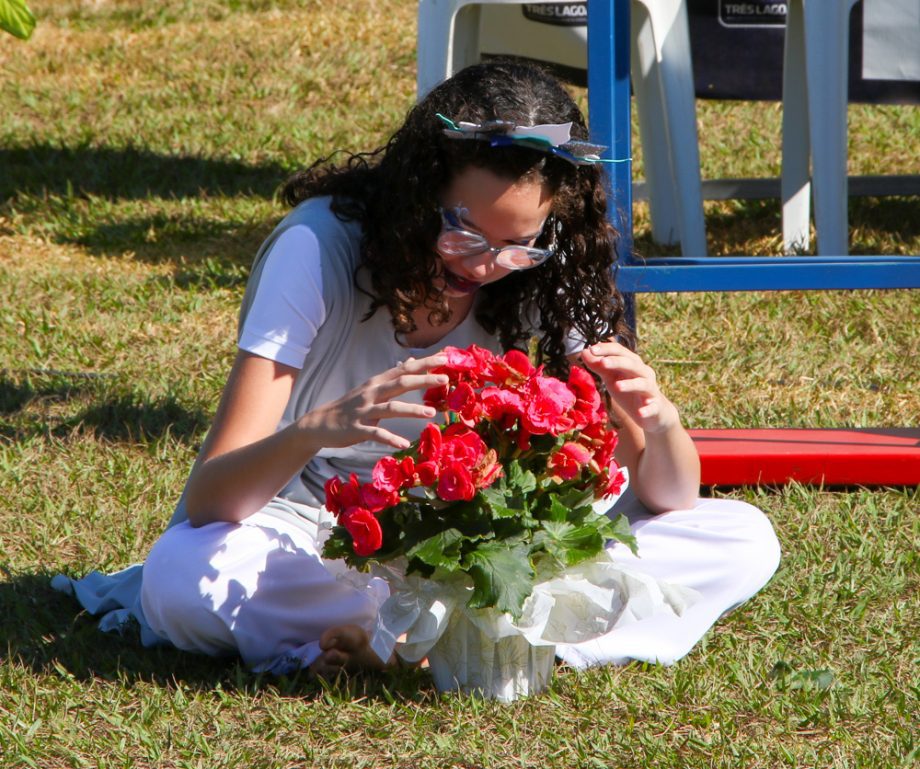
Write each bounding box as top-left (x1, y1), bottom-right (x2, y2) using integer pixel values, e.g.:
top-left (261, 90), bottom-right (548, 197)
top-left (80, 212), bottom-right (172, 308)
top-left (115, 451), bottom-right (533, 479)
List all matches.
top-left (443, 270), bottom-right (482, 295)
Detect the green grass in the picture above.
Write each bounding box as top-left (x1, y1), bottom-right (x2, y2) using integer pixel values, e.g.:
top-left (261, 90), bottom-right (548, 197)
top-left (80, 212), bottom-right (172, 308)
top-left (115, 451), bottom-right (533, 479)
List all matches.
top-left (1, 1), bottom-right (918, 766)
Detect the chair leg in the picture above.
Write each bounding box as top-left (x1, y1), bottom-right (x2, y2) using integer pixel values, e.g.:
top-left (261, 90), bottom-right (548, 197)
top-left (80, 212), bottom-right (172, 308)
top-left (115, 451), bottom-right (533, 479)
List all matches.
top-left (417, 0), bottom-right (460, 97)
top-left (651, 0), bottom-right (707, 257)
top-left (802, 0), bottom-right (852, 256)
top-left (781, 0), bottom-right (812, 254)
top-left (632, 2), bottom-right (681, 247)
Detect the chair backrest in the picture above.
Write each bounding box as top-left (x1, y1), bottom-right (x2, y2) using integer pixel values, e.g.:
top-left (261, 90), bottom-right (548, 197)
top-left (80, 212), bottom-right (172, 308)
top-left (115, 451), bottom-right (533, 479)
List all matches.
top-left (478, 3), bottom-right (588, 85)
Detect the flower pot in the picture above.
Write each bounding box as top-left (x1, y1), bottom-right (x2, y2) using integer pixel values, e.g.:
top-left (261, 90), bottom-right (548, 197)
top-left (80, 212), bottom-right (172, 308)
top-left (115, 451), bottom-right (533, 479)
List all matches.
top-left (424, 610), bottom-right (556, 702)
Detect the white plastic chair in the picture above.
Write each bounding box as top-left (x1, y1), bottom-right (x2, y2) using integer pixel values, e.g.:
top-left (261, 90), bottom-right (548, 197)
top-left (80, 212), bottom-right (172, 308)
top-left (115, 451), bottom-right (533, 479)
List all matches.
top-left (416, 0), bottom-right (709, 257)
top-left (781, 0), bottom-right (858, 255)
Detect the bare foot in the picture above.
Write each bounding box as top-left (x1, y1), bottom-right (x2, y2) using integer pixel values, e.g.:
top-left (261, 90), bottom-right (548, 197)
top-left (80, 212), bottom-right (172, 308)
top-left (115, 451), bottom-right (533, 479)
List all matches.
top-left (309, 624), bottom-right (394, 680)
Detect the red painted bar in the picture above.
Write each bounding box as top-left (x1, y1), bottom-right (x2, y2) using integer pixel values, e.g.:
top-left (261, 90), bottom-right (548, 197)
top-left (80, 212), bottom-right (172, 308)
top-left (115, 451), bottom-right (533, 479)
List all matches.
top-left (689, 428), bottom-right (920, 486)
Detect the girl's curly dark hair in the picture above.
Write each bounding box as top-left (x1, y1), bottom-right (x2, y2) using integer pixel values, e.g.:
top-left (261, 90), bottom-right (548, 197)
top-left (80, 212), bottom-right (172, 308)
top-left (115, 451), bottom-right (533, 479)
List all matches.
top-left (282, 59), bottom-right (634, 376)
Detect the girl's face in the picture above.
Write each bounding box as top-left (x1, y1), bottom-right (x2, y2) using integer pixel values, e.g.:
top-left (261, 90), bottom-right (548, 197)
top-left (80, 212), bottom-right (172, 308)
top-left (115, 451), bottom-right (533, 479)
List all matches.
top-left (436, 166), bottom-right (554, 298)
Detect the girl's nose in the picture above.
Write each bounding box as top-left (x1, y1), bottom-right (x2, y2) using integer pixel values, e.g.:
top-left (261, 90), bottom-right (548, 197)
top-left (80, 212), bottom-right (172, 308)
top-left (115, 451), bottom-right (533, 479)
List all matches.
top-left (461, 250), bottom-right (500, 276)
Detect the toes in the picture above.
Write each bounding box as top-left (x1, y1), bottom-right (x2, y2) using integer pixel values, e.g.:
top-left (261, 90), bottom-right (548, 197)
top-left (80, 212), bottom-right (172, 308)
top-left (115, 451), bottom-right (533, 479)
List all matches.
top-left (314, 624), bottom-right (392, 673)
top-left (320, 624), bottom-right (367, 653)
top-left (310, 648), bottom-right (348, 680)
top-left (318, 628), bottom-right (339, 652)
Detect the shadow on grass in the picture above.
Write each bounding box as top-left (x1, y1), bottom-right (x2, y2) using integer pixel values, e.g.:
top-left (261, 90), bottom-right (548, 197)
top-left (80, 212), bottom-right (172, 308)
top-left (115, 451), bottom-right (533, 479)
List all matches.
top-left (0, 572), bottom-right (432, 702)
top-left (66, 392), bottom-right (211, 444)
top-left (67, 213), bottom-right (273, 268)
top-left (0, 144), bottom-right (289, 204)
top-left (0, 143), bottom-right (284, 264)
top-left (0, 374), bottom-right (210, 445)
top-left (700, 196), bottom-right (920, 255)
top-left (849, 196), bottom-right (920, 249)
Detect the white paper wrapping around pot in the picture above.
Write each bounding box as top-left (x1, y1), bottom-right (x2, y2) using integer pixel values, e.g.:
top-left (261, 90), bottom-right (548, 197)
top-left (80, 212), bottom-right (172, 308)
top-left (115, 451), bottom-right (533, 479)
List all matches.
top-left (362, 549), bottom-right (699, 667)
top-left (425, 612), bottom-right (557, 702)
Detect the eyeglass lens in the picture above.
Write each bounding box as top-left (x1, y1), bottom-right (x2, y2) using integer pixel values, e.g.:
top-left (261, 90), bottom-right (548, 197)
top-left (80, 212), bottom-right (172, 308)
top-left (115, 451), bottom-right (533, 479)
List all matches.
top-left (437, 229), bottom-right (552, 270)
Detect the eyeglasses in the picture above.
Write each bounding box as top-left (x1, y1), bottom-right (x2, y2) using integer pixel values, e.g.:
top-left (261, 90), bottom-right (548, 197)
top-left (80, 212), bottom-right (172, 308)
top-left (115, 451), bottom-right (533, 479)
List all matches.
top-left (436, 206), bottom-right (556, 271)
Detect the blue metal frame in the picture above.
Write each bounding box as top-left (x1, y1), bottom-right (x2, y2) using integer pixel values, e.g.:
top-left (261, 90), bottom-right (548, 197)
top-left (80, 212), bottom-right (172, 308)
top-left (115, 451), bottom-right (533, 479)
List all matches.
top-left (585, 0), bottom-right (920, 295)
top-left (586, 0), bottom-right (631, 253)
top-left (616, 256), bottom-right (920, 293)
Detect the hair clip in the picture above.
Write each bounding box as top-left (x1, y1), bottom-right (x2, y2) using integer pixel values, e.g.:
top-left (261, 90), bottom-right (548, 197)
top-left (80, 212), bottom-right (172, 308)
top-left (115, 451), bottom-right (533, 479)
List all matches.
top-left (436, 113), bottom-right (629, 166)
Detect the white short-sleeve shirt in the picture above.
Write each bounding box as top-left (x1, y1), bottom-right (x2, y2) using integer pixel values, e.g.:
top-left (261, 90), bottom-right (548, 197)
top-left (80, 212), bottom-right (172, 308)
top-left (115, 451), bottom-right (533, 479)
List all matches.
top-left (237, 225), bottom-right (326, 369)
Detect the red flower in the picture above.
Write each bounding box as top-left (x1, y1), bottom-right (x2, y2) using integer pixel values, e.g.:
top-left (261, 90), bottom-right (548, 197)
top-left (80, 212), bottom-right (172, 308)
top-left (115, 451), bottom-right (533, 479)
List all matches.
top-left (324, 473), bottom-right (361, 516)
top-left (417, 423), bottom-right (443, 462)
top-left (469, 344), bottom-right (502, 384)
top-left (599, 465), bottom-right (627, 498)
top-left (322, 343), bottom-right (627, 577)
top-left (581, 421), bottom-right (619, 470)
top-left (340, 506), bottom-right (383, 556)
top-left (444, 346), bottom-right (479, 369)
top-left (447, 381), bottom-right (482, 425)
top-left (440, 424), bottom-right (487, 466)
top-left (437, 463), bottom-right (477, 501)
top-left (414, 460), bottom-right (440, 486)
top-left (480, 386), bottom-right (524, 429)
top-left (359, 482), bottom-right (400, 513)
top-left (423, 383), bottom-right (450, 410)
top-left (501, 349), bottom-right (535, 378)
top-left (567, 365), bottom-right (603, 429)
top-left (395, 456), bottom-right (413, 479)
top-left (549, 441), bottom-right (593, 481)
top-left (397, 455), bottom-right (440, 487)
top-left (372, 456), bottom-right (406, 494)
top-left (472, 448), bottom-right (503, 489)
top-left (437, 346), bottom-right (480, 383)
top-left (521, 374), bottom-right (576, 435)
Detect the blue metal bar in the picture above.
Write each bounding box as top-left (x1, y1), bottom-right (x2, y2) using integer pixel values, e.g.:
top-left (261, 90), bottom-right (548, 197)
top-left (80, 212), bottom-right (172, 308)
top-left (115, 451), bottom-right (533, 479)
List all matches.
top-left (622, 255), bottom-right (920, 266)
top-left (587, 0), bottom-right (632, 259)
top-left (616, 260), bottom-right (920, 293)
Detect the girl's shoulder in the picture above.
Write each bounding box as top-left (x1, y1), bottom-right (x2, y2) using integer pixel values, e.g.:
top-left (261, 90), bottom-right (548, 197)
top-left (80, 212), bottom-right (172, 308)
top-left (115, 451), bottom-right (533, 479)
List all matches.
top-left (278, 196), bottom-right (362, 252)
top-left (238, 197), bottom-right (365, 332)
top-left (258, 196), bottom-right (364, 282)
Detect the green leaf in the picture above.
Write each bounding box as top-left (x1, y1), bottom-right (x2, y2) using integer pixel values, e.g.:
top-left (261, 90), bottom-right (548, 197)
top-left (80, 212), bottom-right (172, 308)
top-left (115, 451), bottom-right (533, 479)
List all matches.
top-left (769, 662), bottom-right (835, 691)
top-left (406, 528), bottom-right (464, 571)
top-left (547, 495), bottom-right (569, 522)
top-left (604, 513), bottom-right (638, 556)
top-left (789, 670), bottom-right (833, 691)
top-left (533, 520), bottom-right (605, 567)
top-left (0, 0), bottom-right (36, 40)
top-left (506, 460), bottom-right (537, 494)
top-left (463, 541), bottom-right (534, 617)
top-left (321, 527), bottom-right (355, 561)
top-left (558, 486), bottom-right (597, 511)
top-left (479, 486), bottom-right (523, 519)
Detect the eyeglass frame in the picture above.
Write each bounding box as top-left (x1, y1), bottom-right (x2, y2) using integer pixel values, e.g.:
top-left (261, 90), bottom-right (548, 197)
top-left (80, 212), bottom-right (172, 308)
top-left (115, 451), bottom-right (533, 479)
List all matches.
top-left (435, 206), bottom-right (557, 271)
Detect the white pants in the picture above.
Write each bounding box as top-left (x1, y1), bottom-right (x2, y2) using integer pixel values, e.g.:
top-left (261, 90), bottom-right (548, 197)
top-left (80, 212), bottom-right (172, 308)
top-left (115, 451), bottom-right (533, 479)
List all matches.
top-left (140, 493), bottom-right (780, 674)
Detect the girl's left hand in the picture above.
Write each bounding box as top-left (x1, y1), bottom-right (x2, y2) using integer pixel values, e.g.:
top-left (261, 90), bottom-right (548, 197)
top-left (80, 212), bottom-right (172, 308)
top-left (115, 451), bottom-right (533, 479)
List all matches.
top-left (580, 340), bottom-right (679, 435)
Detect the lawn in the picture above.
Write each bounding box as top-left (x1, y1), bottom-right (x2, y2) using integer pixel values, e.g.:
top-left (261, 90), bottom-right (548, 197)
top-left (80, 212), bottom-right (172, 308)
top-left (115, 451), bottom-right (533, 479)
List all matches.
top-left (1, 1), bottom-right (918, 767)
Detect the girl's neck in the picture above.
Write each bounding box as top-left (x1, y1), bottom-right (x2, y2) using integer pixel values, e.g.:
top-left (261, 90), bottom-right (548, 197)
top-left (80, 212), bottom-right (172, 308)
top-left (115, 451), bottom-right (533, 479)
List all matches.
top-left (403, 292), bottom-right (476, 349)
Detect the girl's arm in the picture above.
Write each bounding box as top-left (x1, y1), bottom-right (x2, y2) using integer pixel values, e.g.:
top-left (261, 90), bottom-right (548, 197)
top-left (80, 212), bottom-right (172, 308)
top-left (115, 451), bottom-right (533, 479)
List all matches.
top-left (184, 350), bottom-right (448, 527)
top-left (578, 341), bottom-right (700, 513)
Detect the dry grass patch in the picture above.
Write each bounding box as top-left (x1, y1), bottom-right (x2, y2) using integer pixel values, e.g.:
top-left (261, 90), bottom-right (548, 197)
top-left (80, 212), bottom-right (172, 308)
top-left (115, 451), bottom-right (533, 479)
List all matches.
top-left (0, 2), bottom-right (917, 768)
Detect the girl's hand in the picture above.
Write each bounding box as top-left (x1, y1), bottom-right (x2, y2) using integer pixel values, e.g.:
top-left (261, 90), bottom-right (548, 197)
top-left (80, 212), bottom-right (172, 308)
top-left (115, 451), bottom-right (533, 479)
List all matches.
top-left (580, 340), bottom-right (679, 435)
top-left (296, 354), bottom-right (449, 451)
top-left (581, 340), bottom-right (700, 512)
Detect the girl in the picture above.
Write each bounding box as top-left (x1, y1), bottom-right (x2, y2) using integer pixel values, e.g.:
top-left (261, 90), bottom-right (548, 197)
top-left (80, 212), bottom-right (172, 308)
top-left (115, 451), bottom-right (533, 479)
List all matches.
top-left (58, 60), bottom-right (780, 679)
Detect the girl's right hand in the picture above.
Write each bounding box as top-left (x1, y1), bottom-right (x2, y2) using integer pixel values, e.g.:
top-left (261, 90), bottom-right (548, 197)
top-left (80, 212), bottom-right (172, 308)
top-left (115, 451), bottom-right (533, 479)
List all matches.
top-left (296, 354), bottom-right (450, 451)
top-left (185, 352), bottom-right (450, 525)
